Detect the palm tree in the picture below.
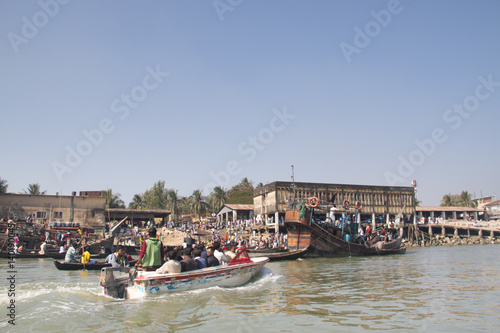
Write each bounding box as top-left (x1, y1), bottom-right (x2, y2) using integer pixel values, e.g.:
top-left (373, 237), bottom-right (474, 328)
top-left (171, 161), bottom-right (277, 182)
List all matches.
top-left (128, 194), bottom-right (145, 209)
top-left (212, 186), bottom-right (227, 213)
top-left (190, 189), bottom-right (208, 222)
top-left (241, 177), bottom-right (253, 187)
top-left (23, 183), bottom-right (46, 195)
top-left (0, 177), bottom-right (7, 194)
top-left (179, 196), bottom-right (191, 216)
top-left (104, 189), bottom-right (125, 208)
top-left (441, 193), bottom-right (454, 207)
top-left (460, 190), bottom-right (476, 208)
top-left (167, 189), bottom-right (180, 222)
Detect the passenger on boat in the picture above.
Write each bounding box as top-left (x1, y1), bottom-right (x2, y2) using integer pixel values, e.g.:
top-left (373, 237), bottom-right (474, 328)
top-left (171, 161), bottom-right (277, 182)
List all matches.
top-left (13, 234), bottom-right (20, 254)
top-left (65, 242), bottom-right (79, 263)
top-left (206, 247), bottom-right (220, 267)
top-left (197, 244), bottom-right (208, 261)
top-left (224, 245), bottom-right (236, 260)
top-left (136, 227), bottom-right (164, 271)
top-left (105, 246), bottom-right (129, 267)
top-left (156, 250), bottom-right (181, 274)
top-left (359, 226), bottom-right (365, 243)
top-left (38, 239), bottom-right (49, 255)
top-left (366, 224), bottom-right (372, 235)
top-left (181, 248), bottom-right (198, 272)
top-left (81, 246), bottom-right (97, 265)
top-left (213, 242), bottom-right (231, 265)
top-left (193, 249), bottom-right (207, 269)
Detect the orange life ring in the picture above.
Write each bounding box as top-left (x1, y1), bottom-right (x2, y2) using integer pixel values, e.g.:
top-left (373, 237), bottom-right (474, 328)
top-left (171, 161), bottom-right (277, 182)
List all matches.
top-left (355, 201), bottom-right (363, 210)
top-left (309, 197), bottom-right (319, 208)
top-left (343, 200), bottom-right (350, 210)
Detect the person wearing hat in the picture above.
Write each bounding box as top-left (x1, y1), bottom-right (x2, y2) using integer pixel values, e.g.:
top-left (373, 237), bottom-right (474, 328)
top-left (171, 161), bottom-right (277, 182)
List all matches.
top-left (136, 227), bottom-right (164, 271)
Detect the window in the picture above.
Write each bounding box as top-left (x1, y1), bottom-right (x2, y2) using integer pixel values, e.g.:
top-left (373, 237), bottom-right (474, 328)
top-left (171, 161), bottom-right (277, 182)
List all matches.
top-left (36, 211), bottom-right (47, 219)
top-left (53, 211), bottom-right (62, 219)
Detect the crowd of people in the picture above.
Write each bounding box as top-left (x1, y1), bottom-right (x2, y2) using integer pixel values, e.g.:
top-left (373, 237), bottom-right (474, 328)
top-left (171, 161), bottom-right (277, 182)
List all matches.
top-left (132, 226), bottom-right (244, 274)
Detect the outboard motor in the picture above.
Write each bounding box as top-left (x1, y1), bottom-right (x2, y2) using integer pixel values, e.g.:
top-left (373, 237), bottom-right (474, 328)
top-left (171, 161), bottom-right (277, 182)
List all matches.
top-left (100, 267), bottom-right (133, 299)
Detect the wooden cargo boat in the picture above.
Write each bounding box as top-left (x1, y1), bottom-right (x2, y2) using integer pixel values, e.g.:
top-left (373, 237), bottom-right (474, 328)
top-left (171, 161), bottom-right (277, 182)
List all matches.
top-left (285, 204), bottom-right (406, 257)
top-left (100, 248), bottom-right (269, 299)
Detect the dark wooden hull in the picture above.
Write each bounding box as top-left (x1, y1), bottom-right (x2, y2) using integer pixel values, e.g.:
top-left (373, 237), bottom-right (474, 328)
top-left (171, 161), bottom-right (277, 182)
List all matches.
top-left (285, 209), bottom-right (405, 257)
top-left (46, 252), bottom-right (107, 260)
top-left (53, 260), bottom-right (111, 271)
top-left (258, 248), bottom-right (309, 261)
top-left (0, 251), bottom-right (47, 259)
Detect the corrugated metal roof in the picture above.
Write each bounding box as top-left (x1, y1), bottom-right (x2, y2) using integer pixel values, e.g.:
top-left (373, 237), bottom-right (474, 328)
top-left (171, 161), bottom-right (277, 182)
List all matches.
top-left (484, 200), bottom-right (500, 207)
top-left (224, 204), bottom-right (254, 211)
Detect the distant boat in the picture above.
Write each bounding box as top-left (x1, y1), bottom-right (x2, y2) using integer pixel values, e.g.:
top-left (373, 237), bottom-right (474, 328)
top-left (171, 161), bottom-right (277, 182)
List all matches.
top-left (54, 259), bottom-right (138, 271)
top-left (54, 260), bottom-right (111, 271)
top-left (248, 247), bottom-right (309, 261)
top-left (0, 251), bottom-right (47, 259)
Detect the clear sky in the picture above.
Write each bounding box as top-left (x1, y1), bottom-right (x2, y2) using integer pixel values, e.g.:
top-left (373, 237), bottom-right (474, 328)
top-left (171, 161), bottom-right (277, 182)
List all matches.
top-left (1, 0), bottom-right (499, 206)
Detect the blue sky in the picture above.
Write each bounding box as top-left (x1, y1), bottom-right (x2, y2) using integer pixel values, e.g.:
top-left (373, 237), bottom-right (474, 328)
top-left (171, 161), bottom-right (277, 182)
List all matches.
top-left (1, 0), bottom-right (499, 206)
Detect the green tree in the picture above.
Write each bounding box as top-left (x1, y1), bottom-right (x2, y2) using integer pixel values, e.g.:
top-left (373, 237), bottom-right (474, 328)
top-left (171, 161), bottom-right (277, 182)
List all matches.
top-left (0, 177), bottom-right (7, 194)
top-left (104, 189), bottom-right (125, 208)
top-left (143, 180), bottom-right (168, 209)
top-left (212, 186), bottom-right (227, 212)
top-left (459, 190), bottom-right (476, 208)
top-left (226, 178), bottom-right (254, 204)
top-left (190, 189), bottom-right (208, 222)
top-left (440, 191), bottom-right (477, 208)
top-left (128, 194), bottom-right (145, 209)
top-left (23, 183), bottom-right (46, 195)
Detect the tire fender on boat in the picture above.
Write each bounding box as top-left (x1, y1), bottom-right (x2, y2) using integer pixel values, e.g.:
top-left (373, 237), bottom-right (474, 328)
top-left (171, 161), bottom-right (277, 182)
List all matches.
top-left (343, 200), bottom-right (350, 210)
top-left (309, 197), bottom-right (319, 208)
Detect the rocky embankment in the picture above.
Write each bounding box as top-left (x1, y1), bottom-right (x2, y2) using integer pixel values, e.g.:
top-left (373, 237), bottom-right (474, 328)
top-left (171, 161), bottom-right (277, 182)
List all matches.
top-left (404, 235), bottom-right (500, 247)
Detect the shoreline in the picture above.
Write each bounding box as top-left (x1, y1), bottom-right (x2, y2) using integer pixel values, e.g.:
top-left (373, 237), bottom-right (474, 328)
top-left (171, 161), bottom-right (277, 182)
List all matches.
top-left (403, 234), bottom-right (500, 248)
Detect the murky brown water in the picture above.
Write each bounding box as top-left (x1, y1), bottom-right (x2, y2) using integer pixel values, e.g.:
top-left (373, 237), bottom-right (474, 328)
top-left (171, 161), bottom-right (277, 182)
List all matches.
top-left (1, 244), bottom-right (500, 332)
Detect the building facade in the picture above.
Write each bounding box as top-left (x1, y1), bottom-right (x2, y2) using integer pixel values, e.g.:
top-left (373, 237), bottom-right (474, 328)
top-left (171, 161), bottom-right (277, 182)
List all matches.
top-left (0, 193), bottom-right (106, 228)
top-left (254, 181), bottom-right (416, 226)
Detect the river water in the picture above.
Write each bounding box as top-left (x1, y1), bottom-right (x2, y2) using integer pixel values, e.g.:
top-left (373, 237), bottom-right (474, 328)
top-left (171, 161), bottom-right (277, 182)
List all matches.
top-left (1, 244), bottom-right (499, 332)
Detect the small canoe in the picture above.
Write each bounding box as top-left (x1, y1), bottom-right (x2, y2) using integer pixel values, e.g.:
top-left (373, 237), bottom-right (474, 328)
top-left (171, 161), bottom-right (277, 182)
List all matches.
top-left (46, 252), bottom-right (107, 260)
top-left (54, 260), bottom-right (111, 271)
top-left (54, 259), bottom-right (138, 271)
top-left (248, 247), bottom-right (309, 261)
